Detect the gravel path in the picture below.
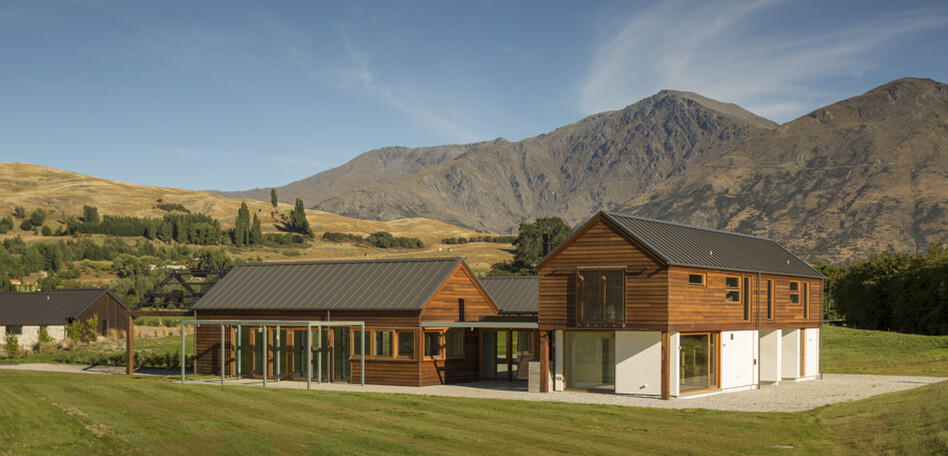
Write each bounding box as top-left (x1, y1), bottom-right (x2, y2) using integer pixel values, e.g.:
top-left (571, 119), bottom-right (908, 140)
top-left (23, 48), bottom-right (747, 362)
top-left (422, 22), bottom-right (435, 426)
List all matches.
top-left (2, 363), bottom-right (943, 412)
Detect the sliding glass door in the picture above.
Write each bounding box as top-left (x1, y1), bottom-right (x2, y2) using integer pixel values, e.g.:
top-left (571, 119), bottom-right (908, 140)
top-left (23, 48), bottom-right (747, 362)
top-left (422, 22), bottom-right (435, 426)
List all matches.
top-left (565, 332), bottom-right (615, 391)
top-left (679, 333), bottom-right (718, 392)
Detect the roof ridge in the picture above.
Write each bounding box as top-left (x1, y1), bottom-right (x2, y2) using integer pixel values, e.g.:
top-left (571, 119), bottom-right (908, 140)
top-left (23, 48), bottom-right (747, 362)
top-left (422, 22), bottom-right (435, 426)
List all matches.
top-left (236, 257), bottom-right (463, 267)
top-left (602, 211), bottom-right (773, 241)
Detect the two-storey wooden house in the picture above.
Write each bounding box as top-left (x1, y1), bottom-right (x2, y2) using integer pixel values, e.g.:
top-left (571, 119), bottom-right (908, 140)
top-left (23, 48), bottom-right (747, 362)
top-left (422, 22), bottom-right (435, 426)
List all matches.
top-left (537, 211), bottom-right (824, 398)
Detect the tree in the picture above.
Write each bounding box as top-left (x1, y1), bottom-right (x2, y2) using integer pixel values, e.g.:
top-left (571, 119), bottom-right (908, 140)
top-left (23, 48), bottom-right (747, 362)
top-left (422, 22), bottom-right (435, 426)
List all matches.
top-left (487, 216), bottom-right (571, 276)
top-left (13, 206), bottom-right (25, 219)
top-left (0, 217), bottom-right (12, 234)
top-left (270, 188), bottom-right (278, 208)
top-left (289, 198), bottom-right (314, 238)
top-left (234, 202), bottom-right (251, 246)
top-left (250, 214), bottom-right (263, 245)
top-left (83, 205), bottom-right (100, 224)
top-left (29, 208), bottom-right (47, 227)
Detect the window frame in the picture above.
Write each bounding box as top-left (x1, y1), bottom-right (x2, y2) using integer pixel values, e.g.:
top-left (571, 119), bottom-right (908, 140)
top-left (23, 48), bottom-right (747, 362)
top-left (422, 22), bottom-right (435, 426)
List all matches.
top-left (444, 329), bottom-right (464, 358)
top-left (423, 331), bottom-right (443, 358)
top-left (373, 330), bottom-right (394, 357)
top-left (725, 276), bottom-right (741, 303)
top-left (688, 273), bottom-right (706, 286)
top-left (789, 281), bottom-right (800, 304)
top-left (766, 279), bottom-right (774, 320)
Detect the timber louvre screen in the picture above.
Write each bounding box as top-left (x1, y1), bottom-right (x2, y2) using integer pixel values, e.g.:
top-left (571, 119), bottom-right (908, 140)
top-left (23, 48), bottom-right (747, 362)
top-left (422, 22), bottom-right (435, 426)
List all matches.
top-left (576, 270), bottom-right (625, 328)
top-left (180, 320), bottom-right (366, 389)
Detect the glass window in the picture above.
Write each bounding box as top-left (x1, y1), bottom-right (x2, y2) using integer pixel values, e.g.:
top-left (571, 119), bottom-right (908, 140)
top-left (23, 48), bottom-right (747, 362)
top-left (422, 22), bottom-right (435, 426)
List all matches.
top-left (743, 277), bottom-right (750, 320)
top-left (352, 330), bottom-right (363, 356)
top-left (445, 329), bottom-right (463, 357)
top-left (374, 331), bottom-right (393, 357)
top-left (424, 332), bottom-right (441, 357)
top-left (725, 277), bottom-right (740, 302)
top-left (397, 330), bottom-right (414, 359)
top-left (766, 280), bottom-right (774, 320)
top-left (8, 325), bottom-right (22, 335)
top-left (789, 281), bottom-right (800, 304)
top-left (565, 332), bottom-right (615, 391)
top-left (688, 274), bottom-right (705, 285)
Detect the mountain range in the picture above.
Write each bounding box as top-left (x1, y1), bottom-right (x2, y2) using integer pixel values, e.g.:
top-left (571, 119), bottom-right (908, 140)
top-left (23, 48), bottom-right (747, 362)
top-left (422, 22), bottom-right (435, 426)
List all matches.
top-left (217, 78), bottom-right (948, 264)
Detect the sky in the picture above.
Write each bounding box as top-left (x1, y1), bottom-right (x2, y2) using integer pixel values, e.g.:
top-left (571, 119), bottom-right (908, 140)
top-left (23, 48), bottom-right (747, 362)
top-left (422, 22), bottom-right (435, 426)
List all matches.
top-left (1, 0), bottom-right (946, 191)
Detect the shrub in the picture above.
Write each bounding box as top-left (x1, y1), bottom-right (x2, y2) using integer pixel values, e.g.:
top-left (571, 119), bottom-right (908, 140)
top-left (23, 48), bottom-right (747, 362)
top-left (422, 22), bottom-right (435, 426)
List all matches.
top-left (4, 333), bottom-right (19, 358)
top-left (41, 226), bottom-right (52, 236)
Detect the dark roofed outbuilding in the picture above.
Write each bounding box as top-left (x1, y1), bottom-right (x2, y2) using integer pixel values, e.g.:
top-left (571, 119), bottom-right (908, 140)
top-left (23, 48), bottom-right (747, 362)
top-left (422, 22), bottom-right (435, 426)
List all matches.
top-left (0, 288), bottom-right (128, 334)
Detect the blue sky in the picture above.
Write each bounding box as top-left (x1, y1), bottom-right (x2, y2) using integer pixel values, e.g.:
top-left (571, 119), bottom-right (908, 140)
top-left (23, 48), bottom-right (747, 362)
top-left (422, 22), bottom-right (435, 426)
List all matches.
top-left (1, 0), bottom-right (946, 191)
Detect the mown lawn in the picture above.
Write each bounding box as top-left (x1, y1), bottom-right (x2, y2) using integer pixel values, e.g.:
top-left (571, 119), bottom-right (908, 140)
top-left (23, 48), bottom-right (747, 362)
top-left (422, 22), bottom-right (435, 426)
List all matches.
top-left (0, 370), bottom-right (945, 455)
top-left (822, 326), bottom-right (948, 376)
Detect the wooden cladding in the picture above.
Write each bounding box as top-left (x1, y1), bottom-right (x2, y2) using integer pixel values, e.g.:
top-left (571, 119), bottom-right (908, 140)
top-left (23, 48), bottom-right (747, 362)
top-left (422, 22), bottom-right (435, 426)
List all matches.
top-left (538, 217), bottom-right (666, 329)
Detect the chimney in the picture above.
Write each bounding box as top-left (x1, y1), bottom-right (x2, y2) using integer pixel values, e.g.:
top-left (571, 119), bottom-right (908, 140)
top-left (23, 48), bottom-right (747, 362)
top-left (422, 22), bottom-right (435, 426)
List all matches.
top-left (542, 233), bottom-right (553, 257)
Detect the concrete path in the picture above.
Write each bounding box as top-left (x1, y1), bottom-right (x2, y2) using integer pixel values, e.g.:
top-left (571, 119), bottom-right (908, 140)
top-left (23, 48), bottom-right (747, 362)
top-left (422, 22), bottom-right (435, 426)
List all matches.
top-left (2, 363), bottom-right (943, 412)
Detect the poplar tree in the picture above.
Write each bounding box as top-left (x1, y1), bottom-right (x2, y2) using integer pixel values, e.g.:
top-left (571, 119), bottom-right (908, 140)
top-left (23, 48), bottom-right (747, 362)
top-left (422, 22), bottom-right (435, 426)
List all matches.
top-left (234, 202), bottom-right (250, 246)
top-left (251, 213), bottom-right (262, 245)
top-left (270, 188), bottom-right (278, 208)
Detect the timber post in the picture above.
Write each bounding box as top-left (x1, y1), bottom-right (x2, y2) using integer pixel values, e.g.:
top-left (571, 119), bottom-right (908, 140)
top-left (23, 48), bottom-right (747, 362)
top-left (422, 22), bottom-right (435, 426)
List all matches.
top-left (126, 314), bottom-right (134, 375)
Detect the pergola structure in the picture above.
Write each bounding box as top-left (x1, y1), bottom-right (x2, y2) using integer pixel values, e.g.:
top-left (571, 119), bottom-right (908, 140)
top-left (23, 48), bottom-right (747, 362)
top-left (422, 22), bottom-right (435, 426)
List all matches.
top-left (179, 319), bottom-right (367, 389)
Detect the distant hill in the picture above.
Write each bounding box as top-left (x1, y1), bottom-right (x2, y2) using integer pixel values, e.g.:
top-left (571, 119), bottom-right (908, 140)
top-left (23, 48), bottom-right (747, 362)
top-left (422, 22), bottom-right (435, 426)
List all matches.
top-left (212, 139), bottom-right (509, 206)
top-left (616, 78), bottom-right (948, 263)
top-left (304, 90), bottom-right (776, 232)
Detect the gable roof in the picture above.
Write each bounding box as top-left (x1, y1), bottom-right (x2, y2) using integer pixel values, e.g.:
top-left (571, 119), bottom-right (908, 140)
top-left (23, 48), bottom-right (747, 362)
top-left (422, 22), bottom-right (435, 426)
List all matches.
top-left (0, 289), bottom-right (125, 325)
top-left (477, 276), bottom-right (538, 314)
top-left (541, 211), bottom-right (825, 279)
top-left (192, 258), bottom-right (472, 311)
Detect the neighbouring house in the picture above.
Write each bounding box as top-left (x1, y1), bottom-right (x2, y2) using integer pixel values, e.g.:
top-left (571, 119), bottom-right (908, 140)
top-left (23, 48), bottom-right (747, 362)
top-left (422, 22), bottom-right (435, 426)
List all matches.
top-left (536, 211), bottom-right (825, 398)
top-left (0, 289), bottom-right (129, 349)
top-left (191, 258), bottom-right (539, 386)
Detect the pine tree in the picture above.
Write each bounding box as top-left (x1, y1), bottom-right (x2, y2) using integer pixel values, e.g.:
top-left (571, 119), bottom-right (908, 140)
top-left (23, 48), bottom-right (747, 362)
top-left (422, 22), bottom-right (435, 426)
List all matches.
top-left (250, 213), bottom-right (262, 245)
top-left (270, 188), bottom-right (278, 208)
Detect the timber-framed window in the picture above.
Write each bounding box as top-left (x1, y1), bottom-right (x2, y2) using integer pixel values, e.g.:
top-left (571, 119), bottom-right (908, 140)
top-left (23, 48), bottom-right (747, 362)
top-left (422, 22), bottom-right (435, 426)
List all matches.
top-left (803, 282), bottom-right (809, 320)
top-left (575, 269), bottom-right (625, 328)
top-left (688, 273), bottom-right (706, 286)
top-left (743, 277), bottom-right (751, 321)
top-left (396, 330), bottom-right (414, 359)
top-left (766, 279), bottom-right (774, 320)
top-left (725, 277), bottom-right (741, 303)
top-left (424, 331), bottom-right (441, 358)
top-left (789, 281), bottom-right (800, 304)
top-left (423, 329), bottom-right (464, 359)
top-left (374, 330), bottom-right (393, 357)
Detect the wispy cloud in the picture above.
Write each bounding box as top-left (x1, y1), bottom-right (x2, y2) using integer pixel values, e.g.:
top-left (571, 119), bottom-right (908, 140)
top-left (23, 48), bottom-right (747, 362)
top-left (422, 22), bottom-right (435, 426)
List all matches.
top-left (579, 0), bottom-right (948, 122)
top-left (293, 24), bottom-right (483, 143)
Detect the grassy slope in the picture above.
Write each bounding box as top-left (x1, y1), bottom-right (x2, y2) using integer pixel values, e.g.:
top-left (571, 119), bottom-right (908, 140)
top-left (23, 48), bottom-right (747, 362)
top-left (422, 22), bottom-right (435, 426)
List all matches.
top-left (0, 162), bottom-right (514, 273)
top-left (0, 370), bottom-right (944, 455)
top-left (822, 326), bottom-right (948, 376)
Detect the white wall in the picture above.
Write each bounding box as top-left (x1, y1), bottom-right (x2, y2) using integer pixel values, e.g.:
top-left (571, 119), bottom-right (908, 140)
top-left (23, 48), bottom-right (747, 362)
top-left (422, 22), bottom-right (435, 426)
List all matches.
top-left (614, 332), bottom-right (662, 395)
top-left (781, 328), bottom-right (801, 379)
top-left (720, 330), bottom-right (758, 389)
top-left (804, 328), bottom-right (820, 377)
top-left (759, 329), bottom-right (782, 382)
top-left (553, 330), bottom-right (564, 391)
top-left (669, 332), bottom-right (680, 397)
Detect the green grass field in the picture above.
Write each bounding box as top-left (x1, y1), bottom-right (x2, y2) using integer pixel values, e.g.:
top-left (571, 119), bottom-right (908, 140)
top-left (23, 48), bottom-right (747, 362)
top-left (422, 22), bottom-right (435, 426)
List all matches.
top-left (0, 327), bottom-right (945, 454)
top-left (822, 326), bottom-right (948, 376)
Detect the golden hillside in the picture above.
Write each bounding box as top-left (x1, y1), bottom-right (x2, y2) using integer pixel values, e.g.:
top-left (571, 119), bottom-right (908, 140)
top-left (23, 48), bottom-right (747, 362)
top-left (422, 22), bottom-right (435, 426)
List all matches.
top-left (0, 163), bottom-right (511, 272)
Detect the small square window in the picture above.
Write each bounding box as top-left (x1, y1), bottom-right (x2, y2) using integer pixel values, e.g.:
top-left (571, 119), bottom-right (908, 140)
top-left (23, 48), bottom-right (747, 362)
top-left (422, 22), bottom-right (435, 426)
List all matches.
top-left (725, 290), bottom-right (741, 302)
top-left (688, 274), bottom-right (705, 285)
top-left (789, 281), bottom-right (800, 304)
top-left (725, 277), bottom-right (740, 288)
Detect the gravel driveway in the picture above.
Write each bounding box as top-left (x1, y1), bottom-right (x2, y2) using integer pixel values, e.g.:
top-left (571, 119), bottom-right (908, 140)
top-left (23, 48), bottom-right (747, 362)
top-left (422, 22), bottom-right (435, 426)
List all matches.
top-left (2, 363), bottom-right (943, 412)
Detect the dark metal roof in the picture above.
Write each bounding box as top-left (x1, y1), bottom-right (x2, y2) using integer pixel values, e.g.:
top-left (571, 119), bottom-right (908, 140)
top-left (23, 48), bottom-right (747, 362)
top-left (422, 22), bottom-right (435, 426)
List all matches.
top-left (0, 289), bottom-right (118, 325)
top-left (477, 276), bottom-right (538, 314)
top-left (192, 258), bottom-right (466, 311)
top-left (596, 212), bottom-right (825, 279)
